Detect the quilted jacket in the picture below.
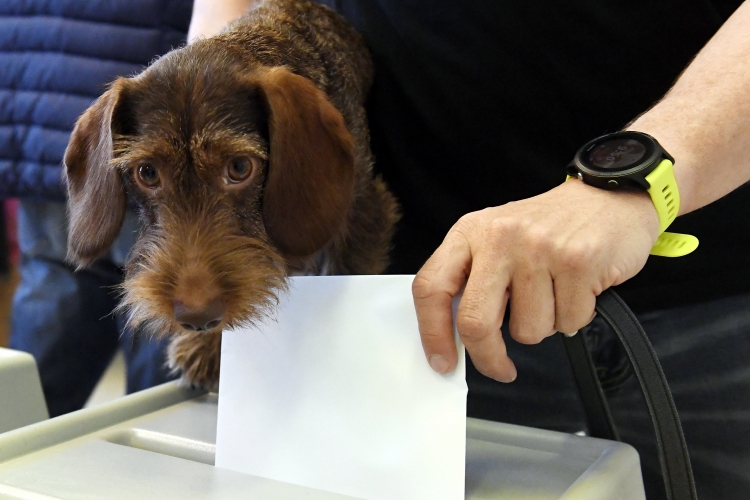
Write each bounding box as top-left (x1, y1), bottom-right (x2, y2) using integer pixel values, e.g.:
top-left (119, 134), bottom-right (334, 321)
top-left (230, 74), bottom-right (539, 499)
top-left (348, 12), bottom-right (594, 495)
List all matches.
top-left (0, 0), bottom-right (192, 201)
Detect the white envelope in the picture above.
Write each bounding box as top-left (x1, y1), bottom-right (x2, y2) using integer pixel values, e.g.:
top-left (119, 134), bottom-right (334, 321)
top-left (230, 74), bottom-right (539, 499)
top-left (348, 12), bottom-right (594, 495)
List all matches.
top-left (215, 275), bottom-right (467, 500)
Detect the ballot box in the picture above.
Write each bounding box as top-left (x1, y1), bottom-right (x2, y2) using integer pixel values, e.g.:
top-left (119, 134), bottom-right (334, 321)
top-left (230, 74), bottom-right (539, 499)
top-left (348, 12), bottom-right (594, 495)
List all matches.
top-left (0, 347), bottom-right (48, 434)
top-left (0, 380), bottom-right (645, 499)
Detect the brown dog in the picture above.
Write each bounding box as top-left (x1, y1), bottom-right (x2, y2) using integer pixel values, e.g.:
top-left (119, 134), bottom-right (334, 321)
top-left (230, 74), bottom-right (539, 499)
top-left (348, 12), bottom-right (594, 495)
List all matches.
top-left (63, 0), bottom-right (399, 389)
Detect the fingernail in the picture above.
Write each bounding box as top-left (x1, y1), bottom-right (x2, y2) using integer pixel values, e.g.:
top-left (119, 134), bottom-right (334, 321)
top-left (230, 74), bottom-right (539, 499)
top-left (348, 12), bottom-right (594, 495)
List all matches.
top-left (429, 354), bottom-right (451, 374)
top-left (494, 369), bottom-right (517, 383)
top-left (563, 330), bottom-right (578, 338)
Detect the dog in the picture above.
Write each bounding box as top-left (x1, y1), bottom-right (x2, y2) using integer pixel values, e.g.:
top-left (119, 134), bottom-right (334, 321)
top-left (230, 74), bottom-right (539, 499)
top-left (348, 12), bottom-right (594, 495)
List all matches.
top-left (63, 0), bottom-right (399, 389)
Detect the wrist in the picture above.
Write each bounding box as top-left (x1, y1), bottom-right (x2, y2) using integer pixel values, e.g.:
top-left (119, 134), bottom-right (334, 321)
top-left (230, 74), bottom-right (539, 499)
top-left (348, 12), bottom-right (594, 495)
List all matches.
top-left (626, 114), bottom-right (699, 217)
top-left (567, 129), bottom-right (698, 257)
top-left (562, 178), bottom-right (661, 244)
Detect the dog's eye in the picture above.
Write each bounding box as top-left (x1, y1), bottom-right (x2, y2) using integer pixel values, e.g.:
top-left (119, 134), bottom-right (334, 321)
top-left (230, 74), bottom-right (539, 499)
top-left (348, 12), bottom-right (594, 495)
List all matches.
top-left (227, 157), bottom-right (254, 183)
top-left (137, 164), bottom-right (160, 188)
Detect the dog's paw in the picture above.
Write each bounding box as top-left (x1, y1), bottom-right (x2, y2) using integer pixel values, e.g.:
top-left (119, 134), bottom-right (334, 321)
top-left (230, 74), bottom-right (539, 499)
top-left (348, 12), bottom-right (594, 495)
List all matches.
top-left (167, 331), bottom-right (222, 391)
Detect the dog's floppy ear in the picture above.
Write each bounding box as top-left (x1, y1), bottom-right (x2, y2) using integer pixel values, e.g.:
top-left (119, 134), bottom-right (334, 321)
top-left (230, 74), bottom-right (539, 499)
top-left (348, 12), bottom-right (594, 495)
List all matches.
top-left (64, 78), bottom-right (131, 267)
top-left (256, 67), bottom-right (355, 258)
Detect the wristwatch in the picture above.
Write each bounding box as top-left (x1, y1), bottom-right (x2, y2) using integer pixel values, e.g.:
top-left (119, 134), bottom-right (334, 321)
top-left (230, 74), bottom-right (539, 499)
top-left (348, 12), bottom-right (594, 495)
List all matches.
top-left (566, 131), bottom-right (698, 257)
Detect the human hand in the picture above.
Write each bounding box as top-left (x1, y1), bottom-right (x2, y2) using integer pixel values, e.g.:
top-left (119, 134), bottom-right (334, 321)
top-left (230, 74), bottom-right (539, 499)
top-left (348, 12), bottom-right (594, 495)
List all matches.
top-left (412, 179), bottom-right (661, 382)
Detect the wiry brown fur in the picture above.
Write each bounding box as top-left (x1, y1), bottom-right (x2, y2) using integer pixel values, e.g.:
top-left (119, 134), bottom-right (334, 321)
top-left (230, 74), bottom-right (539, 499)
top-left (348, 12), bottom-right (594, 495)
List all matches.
top-left (63, 0), bottom-right (399, 388)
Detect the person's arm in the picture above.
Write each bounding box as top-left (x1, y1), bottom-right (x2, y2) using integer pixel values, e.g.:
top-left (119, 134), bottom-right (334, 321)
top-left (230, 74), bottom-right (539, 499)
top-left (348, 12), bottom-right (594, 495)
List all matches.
top-left (187, 0), bottom-right (261, 43)
top-left (627, 2), bottom-right (750, 215)
top-left (414, 1), bottom-right (750, 382)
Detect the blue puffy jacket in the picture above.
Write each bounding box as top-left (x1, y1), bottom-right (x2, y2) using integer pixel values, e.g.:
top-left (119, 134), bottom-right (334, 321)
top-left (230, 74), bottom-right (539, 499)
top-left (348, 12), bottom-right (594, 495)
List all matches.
top-left (0, 0), bottom-right (192, 201)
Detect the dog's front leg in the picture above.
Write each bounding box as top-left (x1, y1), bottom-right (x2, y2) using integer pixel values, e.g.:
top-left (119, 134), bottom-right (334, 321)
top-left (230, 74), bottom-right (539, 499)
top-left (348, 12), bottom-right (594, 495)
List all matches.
top-left (167, 331), bottom-right (222, 390)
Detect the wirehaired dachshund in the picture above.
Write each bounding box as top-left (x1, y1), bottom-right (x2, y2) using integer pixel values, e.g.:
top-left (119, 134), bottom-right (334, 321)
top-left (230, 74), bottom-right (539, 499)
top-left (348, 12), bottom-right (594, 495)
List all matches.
top-left (64, 0), bottom-right (399, 389)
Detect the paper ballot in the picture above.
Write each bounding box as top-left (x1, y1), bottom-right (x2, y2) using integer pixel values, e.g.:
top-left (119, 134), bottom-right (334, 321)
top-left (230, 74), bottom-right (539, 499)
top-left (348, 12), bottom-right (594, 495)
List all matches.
top-left (215, 275), bottom-right (467, 500)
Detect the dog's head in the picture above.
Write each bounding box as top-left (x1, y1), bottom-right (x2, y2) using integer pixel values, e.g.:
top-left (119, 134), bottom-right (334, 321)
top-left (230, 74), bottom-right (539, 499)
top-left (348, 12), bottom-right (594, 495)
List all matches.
top-left (64, 44), bottom-right (355, 336)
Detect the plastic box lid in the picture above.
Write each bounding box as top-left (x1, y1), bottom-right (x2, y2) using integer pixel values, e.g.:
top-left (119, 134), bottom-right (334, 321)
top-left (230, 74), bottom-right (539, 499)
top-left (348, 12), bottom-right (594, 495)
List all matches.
top-left (0, 382), bottom-right (645, 499)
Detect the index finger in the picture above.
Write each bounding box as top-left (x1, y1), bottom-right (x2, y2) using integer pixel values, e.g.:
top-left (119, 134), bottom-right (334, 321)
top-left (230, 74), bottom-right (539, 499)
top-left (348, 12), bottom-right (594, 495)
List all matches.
top-left (412, 233), bottom-right (471, 375)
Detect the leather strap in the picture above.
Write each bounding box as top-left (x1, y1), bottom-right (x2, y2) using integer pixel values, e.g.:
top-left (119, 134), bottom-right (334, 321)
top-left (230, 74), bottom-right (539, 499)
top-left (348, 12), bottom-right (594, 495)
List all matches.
top-left (561, 328), bottom-right (619, 442)
top-left (562, 288), bottom-right (697, 500)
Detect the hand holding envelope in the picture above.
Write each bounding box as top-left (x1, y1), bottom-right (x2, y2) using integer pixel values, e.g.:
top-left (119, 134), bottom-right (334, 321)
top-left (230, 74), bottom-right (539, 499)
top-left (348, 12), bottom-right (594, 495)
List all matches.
top-left (216, 275), bottom-right (467, 500)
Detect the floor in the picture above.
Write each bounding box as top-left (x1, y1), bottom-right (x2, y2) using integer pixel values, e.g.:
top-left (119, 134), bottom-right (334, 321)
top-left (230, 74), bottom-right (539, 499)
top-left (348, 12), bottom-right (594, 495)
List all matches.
top-left (85, 350), bottom-right (126, 408)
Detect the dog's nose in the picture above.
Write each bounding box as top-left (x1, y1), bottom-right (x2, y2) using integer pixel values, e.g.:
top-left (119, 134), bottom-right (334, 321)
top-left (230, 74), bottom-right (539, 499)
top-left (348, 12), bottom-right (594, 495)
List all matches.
top-left (173, 299), bottom-right (225, 332)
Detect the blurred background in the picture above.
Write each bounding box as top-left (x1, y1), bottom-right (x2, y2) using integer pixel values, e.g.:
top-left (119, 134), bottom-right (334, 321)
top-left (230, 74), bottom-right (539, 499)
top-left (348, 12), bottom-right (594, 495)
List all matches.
top-left (0, 200), bottom-right (125, 407)
top-left (0, 200), bottom-right (19, 350)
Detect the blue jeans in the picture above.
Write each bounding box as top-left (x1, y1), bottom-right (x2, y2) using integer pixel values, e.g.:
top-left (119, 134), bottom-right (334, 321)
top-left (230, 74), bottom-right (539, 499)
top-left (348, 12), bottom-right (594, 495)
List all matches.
top-left (467, 292), bottom-right (750, 500)
top-left (9, 200), bottom-right (176, 417)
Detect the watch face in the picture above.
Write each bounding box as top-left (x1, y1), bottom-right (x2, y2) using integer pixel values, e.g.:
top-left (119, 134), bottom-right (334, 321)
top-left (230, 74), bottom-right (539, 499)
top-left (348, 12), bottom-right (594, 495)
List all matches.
top-left (587, 138), bottom-right (647, 170)
top-left (571, 131), bottom-right (667, 185)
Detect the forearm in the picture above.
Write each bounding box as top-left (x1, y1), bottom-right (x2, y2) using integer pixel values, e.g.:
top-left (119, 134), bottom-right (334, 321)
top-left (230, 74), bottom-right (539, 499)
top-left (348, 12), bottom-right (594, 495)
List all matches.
top-left (628, 1), bottom-right (750, 215)
top-left (188, 0), bottom-right (261, 42)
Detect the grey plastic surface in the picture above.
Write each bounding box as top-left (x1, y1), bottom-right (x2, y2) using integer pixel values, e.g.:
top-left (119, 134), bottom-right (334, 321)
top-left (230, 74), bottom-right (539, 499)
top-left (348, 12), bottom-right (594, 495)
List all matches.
top-left (0, 348), bottom-right (48, 433)
top-left (0, 382), bottom-right (645, 499)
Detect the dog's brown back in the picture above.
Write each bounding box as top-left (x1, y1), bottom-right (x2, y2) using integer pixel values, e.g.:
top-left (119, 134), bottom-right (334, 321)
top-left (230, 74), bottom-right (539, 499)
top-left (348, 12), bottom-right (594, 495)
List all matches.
top-left (216, 0), bottom-right (397, 274)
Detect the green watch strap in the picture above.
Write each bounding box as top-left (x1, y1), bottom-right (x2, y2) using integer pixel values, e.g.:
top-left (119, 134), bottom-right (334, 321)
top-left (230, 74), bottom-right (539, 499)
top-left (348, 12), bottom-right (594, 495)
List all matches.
top-left (644, 159), bottom-right (698, 257)
top-left (565, 158), bottom-right (698, 258)
top-left (651, 232), bottom-right (699, 257)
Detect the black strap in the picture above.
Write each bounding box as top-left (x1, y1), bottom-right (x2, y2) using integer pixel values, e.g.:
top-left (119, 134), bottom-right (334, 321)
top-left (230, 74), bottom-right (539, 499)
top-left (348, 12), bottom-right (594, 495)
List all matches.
top-left (561, 326), bottom-right (620, 442)
top-left (562, 288), bottom-right (697, 500)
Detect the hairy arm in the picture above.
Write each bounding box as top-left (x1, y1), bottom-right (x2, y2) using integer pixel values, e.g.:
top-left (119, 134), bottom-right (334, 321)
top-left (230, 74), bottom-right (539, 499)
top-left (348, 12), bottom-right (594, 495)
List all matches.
top-left (415, 1), bottom-right (750, 381)
top-left (188, 0), bottom-right (261, 42)
top-left (629, 0), bottom-right (750, 214)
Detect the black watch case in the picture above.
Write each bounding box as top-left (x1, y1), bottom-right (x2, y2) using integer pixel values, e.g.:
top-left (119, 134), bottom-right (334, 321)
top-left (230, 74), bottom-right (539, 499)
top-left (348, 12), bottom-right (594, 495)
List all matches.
top-left (567, 131), bottom-right (673, 190)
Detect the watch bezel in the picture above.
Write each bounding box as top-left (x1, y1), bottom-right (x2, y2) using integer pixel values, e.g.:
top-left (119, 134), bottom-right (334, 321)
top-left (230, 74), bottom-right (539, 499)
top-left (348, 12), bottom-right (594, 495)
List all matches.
top-left (571, 131), bottom-right (663, 179)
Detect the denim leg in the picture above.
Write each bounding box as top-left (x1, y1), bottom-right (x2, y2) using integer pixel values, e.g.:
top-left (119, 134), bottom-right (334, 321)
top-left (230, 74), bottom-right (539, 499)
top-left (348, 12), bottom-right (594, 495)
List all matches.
top-left (10, 200), bottom-right (177, 416)
top-left (466, 328), bottom-right (587, 434)
top-left (120, 330), bottom-right (176, 392)
top-left (466, 293), bottom-right (750, 500)
top-left (10, 200), bottom-right (120, 417)
top-left (602, 293), bottom-right (750, 500)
